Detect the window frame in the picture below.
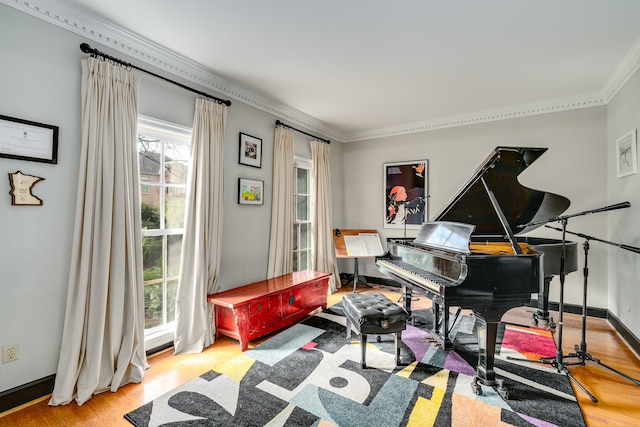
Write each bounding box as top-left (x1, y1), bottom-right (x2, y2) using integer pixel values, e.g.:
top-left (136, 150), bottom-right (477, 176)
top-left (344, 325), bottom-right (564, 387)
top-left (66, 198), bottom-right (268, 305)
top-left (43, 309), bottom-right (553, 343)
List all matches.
top-left (293, 156), bottom-right (314, 272)
top-left (138, 115), bottom-right (192, 351)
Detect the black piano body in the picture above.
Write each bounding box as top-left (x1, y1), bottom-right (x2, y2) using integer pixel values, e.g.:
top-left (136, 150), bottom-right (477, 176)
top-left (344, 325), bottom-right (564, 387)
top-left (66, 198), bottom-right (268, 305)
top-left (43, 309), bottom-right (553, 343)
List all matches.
top-left (375, 146), bottom-right (577, 397)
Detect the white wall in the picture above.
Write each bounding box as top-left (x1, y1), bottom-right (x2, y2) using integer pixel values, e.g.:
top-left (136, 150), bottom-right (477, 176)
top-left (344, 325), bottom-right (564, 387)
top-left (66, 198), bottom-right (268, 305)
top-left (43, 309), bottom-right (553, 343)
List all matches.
top-left (341, 107), bottom-right (610, 312)
top-left (0, 4), bottom-right (341, 393)
top-left (0, 4), bottom-right (82, 395)
top-left (606, 69), bottom-right (640, 337)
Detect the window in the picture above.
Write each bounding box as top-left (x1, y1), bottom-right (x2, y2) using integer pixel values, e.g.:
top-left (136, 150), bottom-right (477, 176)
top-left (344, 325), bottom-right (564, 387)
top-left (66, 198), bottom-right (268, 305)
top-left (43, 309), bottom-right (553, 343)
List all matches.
top-left (294, 157), bottom-right (313, 271)
top-left (137, 116), bottom-right (191, 347)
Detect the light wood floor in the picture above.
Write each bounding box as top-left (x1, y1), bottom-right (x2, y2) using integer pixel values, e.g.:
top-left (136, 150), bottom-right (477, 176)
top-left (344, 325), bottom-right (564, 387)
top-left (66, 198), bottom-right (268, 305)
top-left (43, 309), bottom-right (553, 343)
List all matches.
top-left (1, 284), bottom-right (639, 427)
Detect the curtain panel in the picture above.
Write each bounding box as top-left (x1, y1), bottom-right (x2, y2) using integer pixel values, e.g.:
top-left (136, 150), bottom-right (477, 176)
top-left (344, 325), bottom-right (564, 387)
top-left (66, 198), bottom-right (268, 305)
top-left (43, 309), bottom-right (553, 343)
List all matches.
top-left (50, 57), bottom-right (147, 406)
top-left (311, 140), bottom-right (341, 292)
top-left (174, 98), bottom-right (227, 354)
top-left (267, 127), bottom-right (294, 277)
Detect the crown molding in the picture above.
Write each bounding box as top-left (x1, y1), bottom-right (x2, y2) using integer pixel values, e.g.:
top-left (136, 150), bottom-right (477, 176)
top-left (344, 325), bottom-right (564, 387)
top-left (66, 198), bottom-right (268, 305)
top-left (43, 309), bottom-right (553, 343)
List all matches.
top-left (601, 37), bottom-right (640, 103)
top-left (3, 0), bottom-right (639, 144)
top-left (343, 92), bottom-right (607, 142)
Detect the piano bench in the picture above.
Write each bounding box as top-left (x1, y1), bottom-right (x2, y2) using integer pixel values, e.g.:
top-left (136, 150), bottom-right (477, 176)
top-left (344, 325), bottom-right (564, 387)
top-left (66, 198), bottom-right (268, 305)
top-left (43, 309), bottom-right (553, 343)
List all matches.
top-left (342, 293), bottom-right (408, 368)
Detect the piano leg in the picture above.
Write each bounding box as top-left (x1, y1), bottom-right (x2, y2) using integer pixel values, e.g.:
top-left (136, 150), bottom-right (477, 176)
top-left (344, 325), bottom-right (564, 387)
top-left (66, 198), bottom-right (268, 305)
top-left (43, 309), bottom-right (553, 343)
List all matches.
top-left (401, 285), bottom-right (454, 349)
top-left (532, 277), bottom-right (556, 329)
top-left (402, 285), bottom-right (413, 320)
top-left (433, 300), bottom-right (453, 350)
top-left (472, 317), bottom-right (509, 399)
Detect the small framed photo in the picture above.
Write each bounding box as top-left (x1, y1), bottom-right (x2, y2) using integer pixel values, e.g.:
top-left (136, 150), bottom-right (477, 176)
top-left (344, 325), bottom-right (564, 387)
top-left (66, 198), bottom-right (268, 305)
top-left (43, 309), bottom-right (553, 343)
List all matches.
top-left (616, 130), bottom-right (637, 178)
top-left (238, 178), bottom-right (264, 205)
top-left (0, 115), bottom-right (59, 164)
top-left (239, 132), bottom-right (262, 168)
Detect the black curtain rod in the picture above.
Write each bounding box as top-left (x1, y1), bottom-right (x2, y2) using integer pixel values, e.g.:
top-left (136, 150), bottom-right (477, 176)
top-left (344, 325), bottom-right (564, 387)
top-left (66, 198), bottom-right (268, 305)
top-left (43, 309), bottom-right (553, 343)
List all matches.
top-left (275, 120), bottom-right (330, 144)
top-left (79, 43), bottom-right (232, 106)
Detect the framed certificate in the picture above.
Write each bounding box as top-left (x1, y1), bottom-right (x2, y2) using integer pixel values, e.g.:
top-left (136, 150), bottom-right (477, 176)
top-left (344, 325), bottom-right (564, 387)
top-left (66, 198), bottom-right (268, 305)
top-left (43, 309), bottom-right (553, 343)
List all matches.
top-left (0, 115), bottom-right (59, 164)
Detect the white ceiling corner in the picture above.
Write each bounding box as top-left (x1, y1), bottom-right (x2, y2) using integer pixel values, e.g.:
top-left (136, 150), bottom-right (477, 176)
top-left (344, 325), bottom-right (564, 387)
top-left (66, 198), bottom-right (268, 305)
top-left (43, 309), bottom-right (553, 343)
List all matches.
top-left (601, 37), bottom-right (640, 103)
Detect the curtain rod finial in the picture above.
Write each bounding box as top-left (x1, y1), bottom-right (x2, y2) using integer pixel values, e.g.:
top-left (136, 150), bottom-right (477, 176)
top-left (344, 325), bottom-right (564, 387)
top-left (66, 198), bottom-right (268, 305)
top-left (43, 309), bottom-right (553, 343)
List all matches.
top-left (80, 43), bottom-right (93, 54)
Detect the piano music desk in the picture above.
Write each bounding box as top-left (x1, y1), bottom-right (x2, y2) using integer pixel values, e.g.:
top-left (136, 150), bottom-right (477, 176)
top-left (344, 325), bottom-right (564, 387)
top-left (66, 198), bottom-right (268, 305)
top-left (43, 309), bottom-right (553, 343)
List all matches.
top-left (207, 271), bottom-right (330, 351)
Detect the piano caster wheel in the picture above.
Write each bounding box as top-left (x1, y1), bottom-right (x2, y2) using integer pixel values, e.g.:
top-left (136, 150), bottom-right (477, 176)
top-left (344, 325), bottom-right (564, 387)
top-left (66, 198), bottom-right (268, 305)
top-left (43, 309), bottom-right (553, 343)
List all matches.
top-left (376, 336), bottom-right (382, 343)
top-left (496, 379), bottom-right (510, 400)
top-left (531, 314), bottom-right (556, 330)
top-left (498, 388), bottom-right (510, 399)
top-left (471, 378), bottom-right (482, 395)
top-left (471, 378), bottom-right (510, 399)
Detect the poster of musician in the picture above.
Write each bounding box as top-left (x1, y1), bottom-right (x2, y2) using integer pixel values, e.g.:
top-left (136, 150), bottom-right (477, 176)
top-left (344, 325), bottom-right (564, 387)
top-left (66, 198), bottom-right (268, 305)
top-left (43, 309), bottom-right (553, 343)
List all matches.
top-left (383, 160), bottom-right (428, 229)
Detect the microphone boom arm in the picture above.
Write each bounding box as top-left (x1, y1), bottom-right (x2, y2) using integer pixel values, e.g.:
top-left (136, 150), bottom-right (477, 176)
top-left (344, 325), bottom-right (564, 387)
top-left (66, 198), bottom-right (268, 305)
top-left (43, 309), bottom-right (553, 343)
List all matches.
top-left (545, 225), bottom-right (640, 254)
top-left (519, 202), bottom-right (631, 228)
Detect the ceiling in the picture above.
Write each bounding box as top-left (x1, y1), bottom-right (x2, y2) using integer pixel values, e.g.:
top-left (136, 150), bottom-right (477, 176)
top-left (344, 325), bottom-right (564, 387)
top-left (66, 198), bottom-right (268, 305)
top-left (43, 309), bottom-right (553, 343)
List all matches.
top-left (15, 0), bottom-right (640, 141)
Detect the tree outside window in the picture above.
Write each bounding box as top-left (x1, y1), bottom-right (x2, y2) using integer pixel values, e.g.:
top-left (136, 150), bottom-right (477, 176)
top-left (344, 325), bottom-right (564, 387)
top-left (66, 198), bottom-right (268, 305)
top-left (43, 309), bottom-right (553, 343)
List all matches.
top-left (138, 117), bottom-right (191, 336)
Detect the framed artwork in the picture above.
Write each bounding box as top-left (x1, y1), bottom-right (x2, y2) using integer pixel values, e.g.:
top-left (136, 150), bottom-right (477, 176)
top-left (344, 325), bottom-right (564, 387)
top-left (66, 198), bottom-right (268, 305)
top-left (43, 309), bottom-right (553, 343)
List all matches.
top-left (383, 160), bottom-right (428, 229)
top-left (0, 115), bottom-right (58, 164)
top-left (238, 178), bottom-right (264, 205)
top-left (239, 132), bottom-right (262, 168)
top-left (616, 130), bottom-right (637, 178)
top-left (8, 170), bottom-right (45, 206)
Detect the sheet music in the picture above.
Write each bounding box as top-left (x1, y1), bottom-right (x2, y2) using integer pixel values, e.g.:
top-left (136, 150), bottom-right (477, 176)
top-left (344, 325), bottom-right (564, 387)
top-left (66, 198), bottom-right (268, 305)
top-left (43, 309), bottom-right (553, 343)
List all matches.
top-left (343, 233), bottom-right (383, 257)
top-left (360, 233), bottom-right (384, 256)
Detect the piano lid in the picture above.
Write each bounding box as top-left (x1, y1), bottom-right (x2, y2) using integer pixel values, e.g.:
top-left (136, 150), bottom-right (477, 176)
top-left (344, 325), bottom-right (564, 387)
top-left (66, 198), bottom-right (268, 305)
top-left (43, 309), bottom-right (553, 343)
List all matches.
top-left (432, 146), bottom-right (570, 236)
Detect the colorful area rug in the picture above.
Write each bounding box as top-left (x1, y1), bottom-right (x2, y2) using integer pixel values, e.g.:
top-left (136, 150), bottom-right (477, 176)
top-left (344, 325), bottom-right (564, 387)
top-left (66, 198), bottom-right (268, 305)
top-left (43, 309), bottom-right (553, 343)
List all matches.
top-left (125, 306), bottom-right (586, 427)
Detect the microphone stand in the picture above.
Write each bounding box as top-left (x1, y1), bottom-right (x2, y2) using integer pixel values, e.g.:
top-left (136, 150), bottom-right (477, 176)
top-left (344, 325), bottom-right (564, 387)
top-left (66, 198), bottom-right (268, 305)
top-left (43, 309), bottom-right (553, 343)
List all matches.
top-left (542, 217), bottom-right (598, 402)
top-left (508, 202), bottom-right (630, 403)
top-left (545, 225), bottom-right (640, 387)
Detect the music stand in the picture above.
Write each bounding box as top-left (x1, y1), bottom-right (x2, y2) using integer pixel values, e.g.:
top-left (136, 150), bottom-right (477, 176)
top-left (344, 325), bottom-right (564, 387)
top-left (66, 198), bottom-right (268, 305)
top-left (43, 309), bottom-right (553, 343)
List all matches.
top-left (545, 225), bottom-right (640, 387)
top-left (509, 202), bottom-right (631, 403)
top-left (333, 229), bottom-right (383, 292)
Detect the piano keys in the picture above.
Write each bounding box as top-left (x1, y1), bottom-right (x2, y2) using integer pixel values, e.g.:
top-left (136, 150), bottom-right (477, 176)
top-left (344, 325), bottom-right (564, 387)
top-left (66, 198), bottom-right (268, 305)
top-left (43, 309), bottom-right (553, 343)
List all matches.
top-left (375, 146), bottom-right (577, 398)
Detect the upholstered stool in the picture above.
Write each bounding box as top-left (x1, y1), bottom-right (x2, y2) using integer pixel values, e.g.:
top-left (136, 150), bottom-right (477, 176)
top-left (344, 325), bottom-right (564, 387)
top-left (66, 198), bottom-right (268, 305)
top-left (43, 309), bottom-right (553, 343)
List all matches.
top-left (342, 292), bottom-right (408, 368)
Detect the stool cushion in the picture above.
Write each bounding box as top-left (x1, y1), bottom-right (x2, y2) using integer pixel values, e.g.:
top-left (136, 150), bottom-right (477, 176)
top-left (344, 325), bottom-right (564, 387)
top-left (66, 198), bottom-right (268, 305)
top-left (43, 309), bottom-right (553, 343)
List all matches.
top-left (342, 293), bottom-right (408, 335)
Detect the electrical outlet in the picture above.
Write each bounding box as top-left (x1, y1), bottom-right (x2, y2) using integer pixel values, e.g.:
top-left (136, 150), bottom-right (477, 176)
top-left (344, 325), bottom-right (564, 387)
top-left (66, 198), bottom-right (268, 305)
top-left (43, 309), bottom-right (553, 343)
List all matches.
top-left (2, 343), bottom-right (19, 363)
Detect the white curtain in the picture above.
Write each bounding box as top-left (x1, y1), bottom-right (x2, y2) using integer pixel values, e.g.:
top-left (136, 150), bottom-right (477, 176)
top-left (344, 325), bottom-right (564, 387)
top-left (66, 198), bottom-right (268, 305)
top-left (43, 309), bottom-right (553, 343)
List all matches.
top-left (50, 57), bottom-right (147, 406)
top-left (174, 98), bottom-right (227, 354)
top-left (311, 140), bottom-right (341, 292)
top-left (267, 127), bottom-right (294, 277)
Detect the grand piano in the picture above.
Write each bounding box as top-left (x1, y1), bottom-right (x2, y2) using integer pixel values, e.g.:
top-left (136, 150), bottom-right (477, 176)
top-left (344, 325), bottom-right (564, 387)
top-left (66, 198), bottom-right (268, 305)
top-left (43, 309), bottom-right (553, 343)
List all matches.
top-left (375, 146), bottom-right (577, 397)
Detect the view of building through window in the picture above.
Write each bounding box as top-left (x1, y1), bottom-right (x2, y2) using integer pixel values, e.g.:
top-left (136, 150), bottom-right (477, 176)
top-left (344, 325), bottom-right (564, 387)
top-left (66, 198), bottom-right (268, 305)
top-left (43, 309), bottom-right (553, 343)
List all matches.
top-left (294, 158), bottom-right (313, 271)
top-left (137, 117), bottom-right (191, 338)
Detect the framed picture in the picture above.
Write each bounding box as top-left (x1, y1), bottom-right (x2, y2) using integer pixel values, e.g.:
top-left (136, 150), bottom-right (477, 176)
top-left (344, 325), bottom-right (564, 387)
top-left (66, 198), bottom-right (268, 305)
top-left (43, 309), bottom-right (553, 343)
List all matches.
top-left (239, 132), bottom-right (262, 168)
top-left (8, 170), bottom-right (45, 206)
top-left (383, 160), bottom-right (428, 229)
top-left (238, 178), bottom-right (264, 205)
top-left (616, 130), bottom-right (637, 178)
top-left (0, 115), bottom-right (58, 164)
